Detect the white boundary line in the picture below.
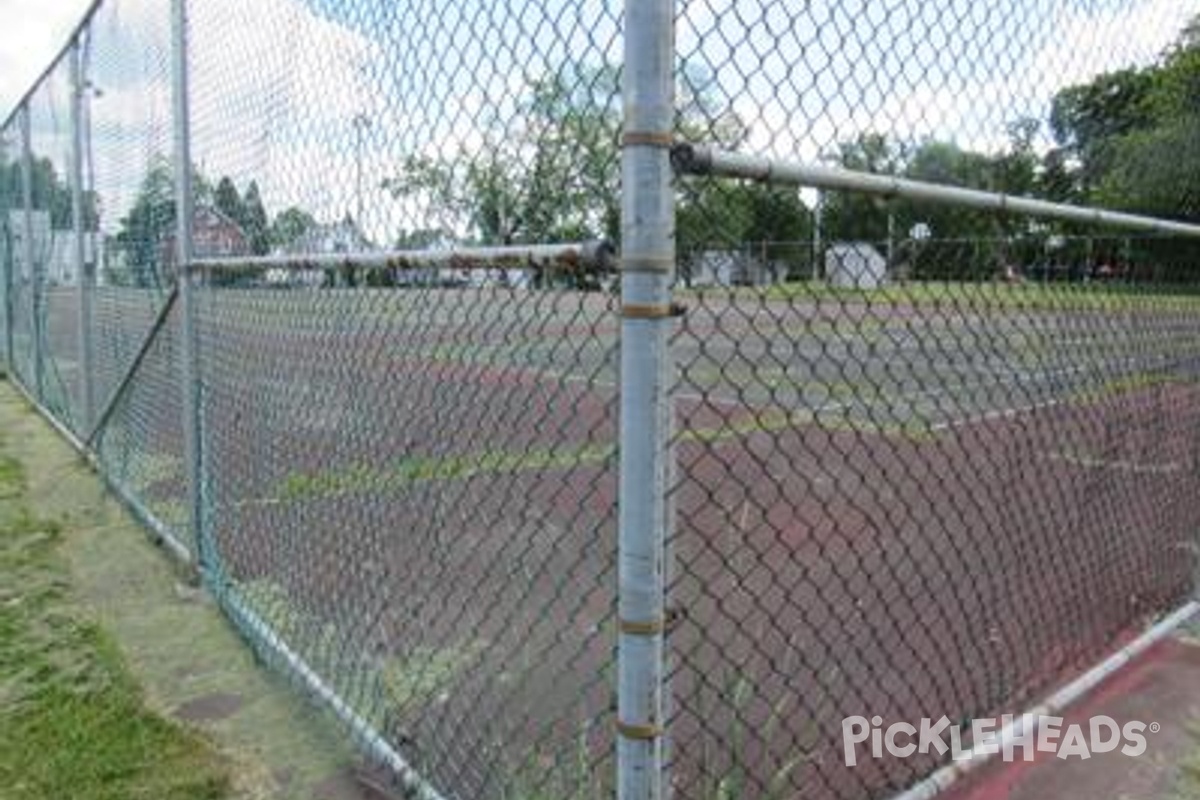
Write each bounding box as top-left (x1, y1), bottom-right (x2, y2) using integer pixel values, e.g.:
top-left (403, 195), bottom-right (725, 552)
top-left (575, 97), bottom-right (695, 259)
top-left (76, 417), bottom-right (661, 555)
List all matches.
top-left (889, 601), bottom-right (1200, 800)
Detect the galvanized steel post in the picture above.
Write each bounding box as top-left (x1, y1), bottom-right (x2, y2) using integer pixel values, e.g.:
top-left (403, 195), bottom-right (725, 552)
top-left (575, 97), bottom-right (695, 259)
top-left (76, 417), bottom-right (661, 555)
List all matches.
top-left (19, 103), bottom-right (42, 401)
top-left (70, 37), bottom-right (95, 433)
top-left (172, 0), bottom-right (206, 571)
top-left (618, 1), bottom-right (675, 798)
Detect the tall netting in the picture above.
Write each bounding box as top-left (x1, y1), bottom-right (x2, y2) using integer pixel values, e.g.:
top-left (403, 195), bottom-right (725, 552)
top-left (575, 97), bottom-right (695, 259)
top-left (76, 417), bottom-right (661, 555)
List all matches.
top-left (187, 1), bottom-right (622, 796)
top-left (26, 59), bottom-right (82, 429)
top-left (3, 2), bottom-right (1200, 799)
top-left (83, 0), bottom-right (178, 432)
top-left (0, 123), bottom-right (16, 378)
top-left (667, 2), bottom-right (1200, 797)
top-left (1, 118), bottom-right (34, 390)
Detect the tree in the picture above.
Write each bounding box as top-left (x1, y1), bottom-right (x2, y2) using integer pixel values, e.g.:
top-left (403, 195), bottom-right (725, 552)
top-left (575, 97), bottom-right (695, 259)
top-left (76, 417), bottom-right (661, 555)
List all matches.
top-left (818, 133), bottom-right (907, 245)
top-left (114, 160), bottom-right (175, 287)
top-left (214, 177), bottom-right (243, 227)
top-left (241, 180), bottom-right (269, 255)
top-left (112, 158), bottom-right (212, 288)
top-left (1048, 15), bottom-right (1199, 220)
top-left (0, 155), bottom-right (98, 230)
top-left (269, 206), bottom-right (317, 250)
top-left (383, 62), bottom-right (621, 248)
top-left (677, 183), bottom-right (813, 283)
top-left (383, 60), bottom-right (749, 259)
top-left (1042, 15), bottom-right (1200, 279)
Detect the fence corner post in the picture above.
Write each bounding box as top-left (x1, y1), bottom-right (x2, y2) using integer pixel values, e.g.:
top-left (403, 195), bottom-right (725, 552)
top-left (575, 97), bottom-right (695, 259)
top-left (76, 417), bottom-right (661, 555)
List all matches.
top-left (618, 1), bottom-right (675, 798)
top-left (70, 35), bottom-right (95, 435)
top-left (171, 0), bottom-right (206, 575)
top-left (19, 102), bottom-right (42, 402)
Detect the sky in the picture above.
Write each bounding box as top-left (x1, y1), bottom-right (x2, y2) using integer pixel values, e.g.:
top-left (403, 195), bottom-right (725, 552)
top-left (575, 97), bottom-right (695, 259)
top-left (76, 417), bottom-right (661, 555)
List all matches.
top-left (0, 0), bottom-right (93, 120)
top-left (1, 0), bottom-right (1197, 244)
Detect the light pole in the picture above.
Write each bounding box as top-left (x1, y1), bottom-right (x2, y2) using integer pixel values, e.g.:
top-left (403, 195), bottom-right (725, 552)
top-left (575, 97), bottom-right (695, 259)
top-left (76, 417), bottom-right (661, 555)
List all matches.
top-left (352, 112), bottom-right (371, 232)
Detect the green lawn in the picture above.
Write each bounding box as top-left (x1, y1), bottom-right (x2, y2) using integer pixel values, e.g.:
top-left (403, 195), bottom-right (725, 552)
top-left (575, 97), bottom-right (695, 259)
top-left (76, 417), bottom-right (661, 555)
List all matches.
top-left (0, 438), bottom-right (231, 800)
top-left (683, 278), bottom-right (1200, 312)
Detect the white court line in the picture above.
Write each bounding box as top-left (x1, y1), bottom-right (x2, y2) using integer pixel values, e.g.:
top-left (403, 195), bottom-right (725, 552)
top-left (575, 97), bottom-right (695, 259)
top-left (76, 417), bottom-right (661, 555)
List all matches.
top-left (929, 396), bottom-right (1069, 432)
top-left (1040, 450), bottom-right (1184, 475)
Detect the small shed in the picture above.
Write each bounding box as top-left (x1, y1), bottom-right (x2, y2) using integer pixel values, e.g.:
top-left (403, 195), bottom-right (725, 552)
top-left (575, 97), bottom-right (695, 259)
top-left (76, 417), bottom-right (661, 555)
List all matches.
top-left (688, 249), bottom-right (781, 287)
top-left (826, 242), bottom-right (887, 289)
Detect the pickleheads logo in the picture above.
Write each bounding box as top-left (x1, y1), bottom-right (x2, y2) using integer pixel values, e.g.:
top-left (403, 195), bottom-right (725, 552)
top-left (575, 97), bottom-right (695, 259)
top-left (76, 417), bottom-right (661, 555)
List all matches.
top-left (842, 714), bottom-right (1156, 766)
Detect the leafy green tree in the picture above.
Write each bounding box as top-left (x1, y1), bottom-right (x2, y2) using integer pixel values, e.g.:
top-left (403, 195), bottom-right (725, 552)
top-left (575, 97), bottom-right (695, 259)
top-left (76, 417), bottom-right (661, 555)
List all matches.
top-left (817, 133), bottom-right (907, 245)
top-left (1048, 15), bottom-right (1199, 221)
top-left (213, 176), bottom-right (243, 227)
top-left (384, 60), bottom-right (749, 258)
top-left (677, 183), bottom-right (813, 283)
top-left (113, 161), bottom-right (175, 287)
top-left (269, 206), bottom-right (317, 250)
top-left (0, 156), bottom-right (98, 230)
top-left (241, 180), bottom-right (270, 255)
top-left (112, 158), bottom-right (211, 288)
top-left (383, 63), bottom-right (621, 247)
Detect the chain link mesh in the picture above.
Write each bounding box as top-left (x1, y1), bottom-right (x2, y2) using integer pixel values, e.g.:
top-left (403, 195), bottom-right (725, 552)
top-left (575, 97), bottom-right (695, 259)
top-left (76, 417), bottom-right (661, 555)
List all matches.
top-left (2, 1), bottom-right (1200, 799)
top-left (669, 2), bottom-right (1200, 797)
top-left (25, 59), bottom-right (81, 429)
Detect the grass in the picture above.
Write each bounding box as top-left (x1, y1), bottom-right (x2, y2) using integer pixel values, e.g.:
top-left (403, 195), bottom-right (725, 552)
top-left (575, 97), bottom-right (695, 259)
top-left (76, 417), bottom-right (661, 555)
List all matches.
top-left (268, 406), bottom-right (930, 505)
top-left (693, 672), bottom-right (809, 800)
top-left (0, 440), bottom-right (232, 799)
top-left (698, 278), bottom-right (1200, 313)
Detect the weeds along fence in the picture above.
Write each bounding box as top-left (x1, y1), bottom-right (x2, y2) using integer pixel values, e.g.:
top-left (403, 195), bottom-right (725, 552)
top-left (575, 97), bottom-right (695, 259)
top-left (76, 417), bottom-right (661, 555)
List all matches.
top-left (3, 1), bottom-right (1200, 798)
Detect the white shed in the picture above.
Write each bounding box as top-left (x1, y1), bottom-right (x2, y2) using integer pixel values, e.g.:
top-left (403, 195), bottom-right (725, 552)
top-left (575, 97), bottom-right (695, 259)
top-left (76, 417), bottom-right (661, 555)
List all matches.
top-left (826, 242), bottom-right (887, 290)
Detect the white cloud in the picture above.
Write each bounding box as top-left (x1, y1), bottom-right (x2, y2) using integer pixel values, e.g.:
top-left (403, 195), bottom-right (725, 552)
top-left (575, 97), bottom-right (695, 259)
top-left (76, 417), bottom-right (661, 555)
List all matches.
top-left (0, 0), bottom-right (93, 122)
top-left (6, 0), bottom-right (1199, 242)
top-left (703, 0), bottom-right (1199, 163)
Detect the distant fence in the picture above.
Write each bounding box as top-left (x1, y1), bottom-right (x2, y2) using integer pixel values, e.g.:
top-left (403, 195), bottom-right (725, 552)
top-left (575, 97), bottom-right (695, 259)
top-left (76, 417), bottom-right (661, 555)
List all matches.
top-left (3, 1), bottom-right (1200, 798)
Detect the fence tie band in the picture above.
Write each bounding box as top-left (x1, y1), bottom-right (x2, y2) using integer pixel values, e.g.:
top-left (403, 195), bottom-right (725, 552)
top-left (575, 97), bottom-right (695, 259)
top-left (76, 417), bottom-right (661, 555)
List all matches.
top-left (619, 255), bottom-right (675, 274)
top-left (622, 131), bottom-right (675, 148)
top-left (620, 303), bottom-right (678, 320)
top-left (619, 617), bottom-right (665, 635)
top-left (616, 720), bottom-right (664, 741)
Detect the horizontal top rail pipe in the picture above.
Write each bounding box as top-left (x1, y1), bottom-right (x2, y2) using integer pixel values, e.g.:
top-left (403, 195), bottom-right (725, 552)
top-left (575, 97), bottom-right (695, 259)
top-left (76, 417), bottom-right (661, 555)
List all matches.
top-left (673, 144), bottom-right (1200, 240)
top-left (187, 240), bottom-right (616, 274)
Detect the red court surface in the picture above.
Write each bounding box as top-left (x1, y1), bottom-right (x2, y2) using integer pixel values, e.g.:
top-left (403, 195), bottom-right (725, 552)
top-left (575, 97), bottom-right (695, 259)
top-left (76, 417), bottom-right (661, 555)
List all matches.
top-left (944, 633), bottom-right (1200, 800)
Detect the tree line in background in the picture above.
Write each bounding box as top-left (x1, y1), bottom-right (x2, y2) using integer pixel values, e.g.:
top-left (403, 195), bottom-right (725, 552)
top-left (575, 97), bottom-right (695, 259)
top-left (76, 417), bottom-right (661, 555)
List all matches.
top-left (815, 13), bottom-right (1200, 281)
top-left (110, 159), bottom-right (322, 287)
top-left (380, 12), bottom-right (1198, 284)
top-left (2, 13), bottom-right (1195, 288)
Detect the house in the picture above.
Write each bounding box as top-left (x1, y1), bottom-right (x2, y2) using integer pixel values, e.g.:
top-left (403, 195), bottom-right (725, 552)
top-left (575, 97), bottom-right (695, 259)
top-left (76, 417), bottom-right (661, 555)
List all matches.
top-left (159, 205), bottom-right (252, 282)
top-left (282, 214), bottom-right (373, 255)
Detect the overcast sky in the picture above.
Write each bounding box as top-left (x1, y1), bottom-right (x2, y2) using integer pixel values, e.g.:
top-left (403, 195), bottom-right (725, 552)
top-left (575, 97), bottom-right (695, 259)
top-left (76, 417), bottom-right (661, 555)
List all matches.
top-left (2, 0), bottom-right (1196, 242)
top-left (0, 0), bottom-right (93, 121)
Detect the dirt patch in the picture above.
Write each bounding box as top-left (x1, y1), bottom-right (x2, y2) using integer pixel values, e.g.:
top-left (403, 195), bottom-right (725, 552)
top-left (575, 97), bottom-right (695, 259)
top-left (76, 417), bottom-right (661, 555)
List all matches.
top-left (310, 765), bottom-right (406, 800)
top-left (175, 691), bottom-right (247, 722)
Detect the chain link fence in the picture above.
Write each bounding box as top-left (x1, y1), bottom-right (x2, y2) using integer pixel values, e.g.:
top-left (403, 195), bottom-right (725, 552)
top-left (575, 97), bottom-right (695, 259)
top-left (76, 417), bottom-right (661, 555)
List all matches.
top-left (2, 1), bottom-right (1200, 799)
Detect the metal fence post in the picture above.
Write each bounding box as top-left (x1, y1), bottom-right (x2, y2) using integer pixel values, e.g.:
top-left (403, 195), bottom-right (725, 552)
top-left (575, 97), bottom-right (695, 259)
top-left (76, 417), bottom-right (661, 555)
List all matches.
top-left (3, 190), bottom-right (12, 374)
top-left (618, 1), bottom-right (675, 798)
top-left (172, 0), bottom-right (206, 572)
top-left (70, 37), bottom-right (95, 433)
top-left (19, 103), bottom-right (42, 401)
